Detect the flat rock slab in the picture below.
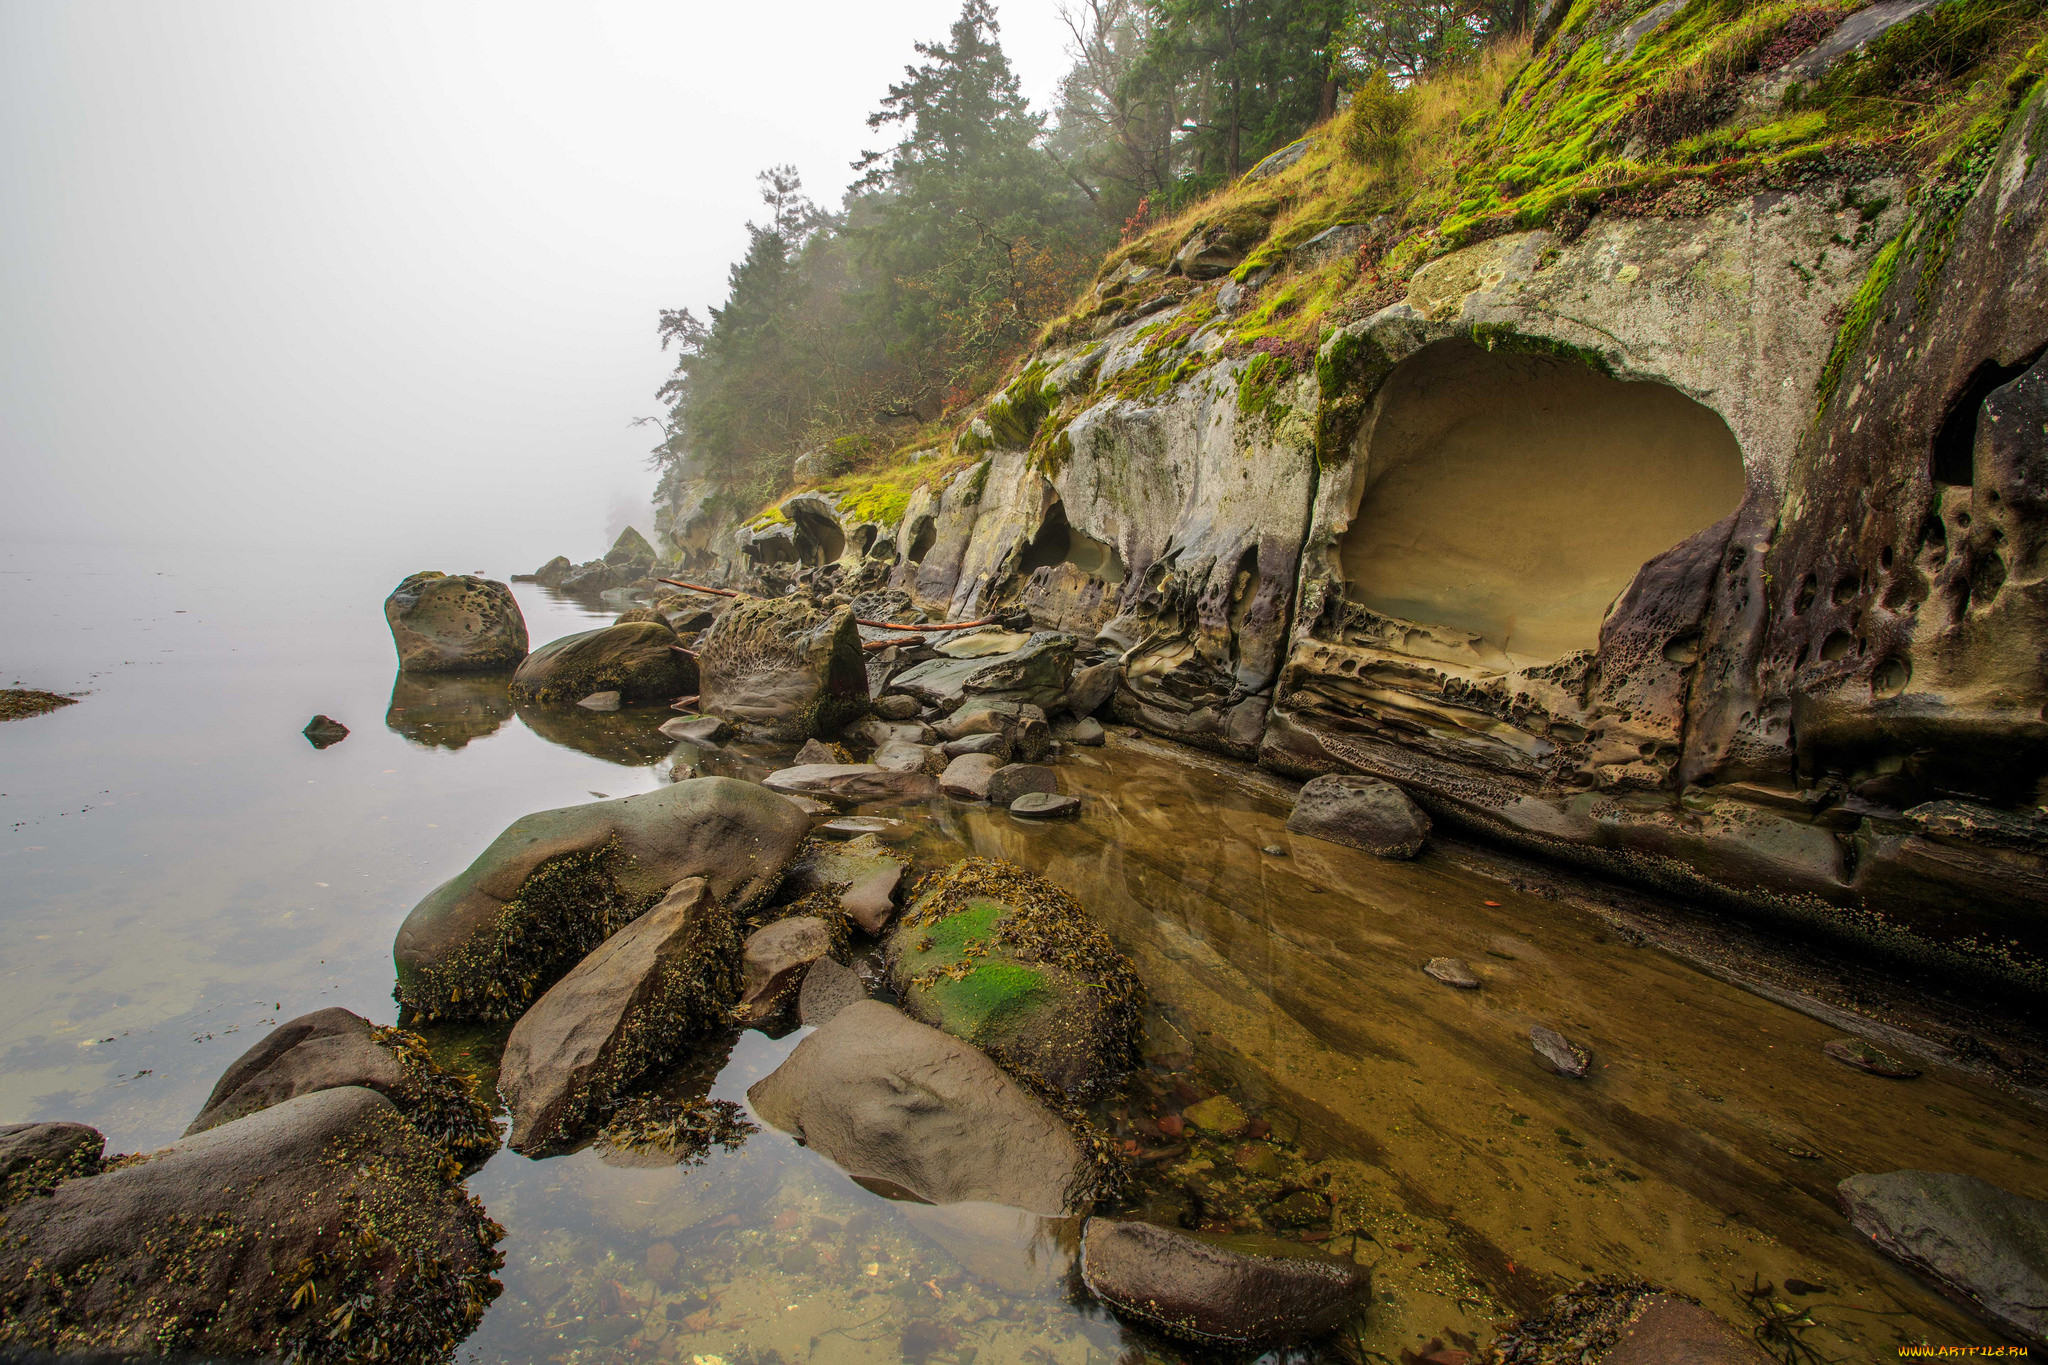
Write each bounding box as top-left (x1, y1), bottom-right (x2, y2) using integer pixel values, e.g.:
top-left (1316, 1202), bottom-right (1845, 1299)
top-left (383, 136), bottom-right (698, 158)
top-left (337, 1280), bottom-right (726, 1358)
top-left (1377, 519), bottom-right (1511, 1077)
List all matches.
top-left (940, 752), bottom-right (1004, 799)
top-left (659, 714), bottom-right (730, 744)
top-left (941, 732), bottom-right (1011, 761)
top-left (739, 916), bottom-right (833, 1021)
top-left (1011, 792), bottom-right (1081, 819)
top-left (499, 877), bottom-right (731, 1151)
top-left (385, 571), bottom-right (528, 674)
top-left (0, 1122), bottom-right (103, 1206)
top-left (0, 1087), bottom-right (501, 1360)
top-left (1605, 1295), bottom-right (1773, 1364)
top-left (1532, 1025), bottom-right (1592, 1077)
top-left (798, 956), bottom-right (871, 1026)
top-left (874, 739), bottom-right (941, 774)
top-left (816, 815), bottom-right (906, 840)
top-left (746, 1000), bottom-right (1090, 1216)
top-left (1424, 957), bottom-right (1481, 989)
top-left (987, 763), bottom-right (1058, 807)
top-left (763, 763), bottom-right (938, 809)
top-left (1079, 1219), bottom-right (1372, 1348)
top-left (1285, 773), bottom-right (1431, 859)
top-left (1839, 1170), bottom-right (2048, 1347)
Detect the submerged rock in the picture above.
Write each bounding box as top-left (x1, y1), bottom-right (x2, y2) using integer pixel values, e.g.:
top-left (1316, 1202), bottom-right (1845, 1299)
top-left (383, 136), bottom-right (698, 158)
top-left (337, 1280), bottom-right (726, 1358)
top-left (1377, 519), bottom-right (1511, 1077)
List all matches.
top-left (695, 594), bottom-right (869, 740)
top-left (186, 1006), bottom-right (497, 1164)
top-left (384, 571), bottom-right (529, 674)
top-left (499, 877), bottom-right (737, 1152)
top-left (1011, 791), bottom-right (1081, 819)
top-left (301, 713), bottom-right (349, 748)
top-left (1839, 1170), bottom-right (2048, 1347)
top-left (884, 857), bottom-right (1142, 1098)
top-left (1532, 1025), bottom-right (1592, 1077)
top-left (1489, 1280), bottom-right (1763, 1364)
top-left (1604, 1295), bottom-right (1772, 1364)
top-left (986, 763), bottom-right (1058, 807)
top-left (1823, 1037), bottom-right (1921, 1078)
top-left (1424, 957), bottom-right (1481, 989)
top-left (659, 713), bottom-right (729, 744)
top-left (0, 1122), bottom-right (103, 1207)
top-left (1079, 1220), bottom-right (1371, 1347)
top-left (746, 999), bottom-right (1092, 1214)
top-left (393, 777), bottom-right (807, 1023)
top-left (0, 1087), bottom-right (503, 1361)
top-left (1182, 1094), bottom-right (1249, 1136)
top-left (778, 833), bottom-right (906, 934)
top-left (763, 762), bottom-right (938, 809)
top-left (798, 956), bottom-right (870, 1026)
top-left (737, 915), bottom-right (834, 1021)
top-left (1284, 773), bottom-right (1431, 859)
top-left (510, 620), bottom-right (688, 705)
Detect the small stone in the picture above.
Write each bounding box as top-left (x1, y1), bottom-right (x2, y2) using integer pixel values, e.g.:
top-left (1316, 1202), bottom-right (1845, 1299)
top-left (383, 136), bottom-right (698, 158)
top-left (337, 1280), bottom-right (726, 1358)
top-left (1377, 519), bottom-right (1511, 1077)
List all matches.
top-left (1232, 1143), bottom-right (1281, 1177)
top-left (797, 957), bottom-right (869, 1027)
top-left (1060, 716), bottom-right (1106, 746)
top-left (1182, 1095), bottom-right (1249, 1136)
top-left (1603, 1295), bottom-right (1773, 1364)
top-left (659, 713), bottom-right (729, 744)
top-left (986, 763), bottom-right (1058, 807)
top-left (738, 916), bottom-right (833, 1022)
top-left (939, 752), bottom-right (1003, 800)
top-left (941, 732), bottom-right (1012, 761)
top-left (1265, 1189), bottom-right (1331, 1228)
top-left (1531, 1025), bottom-right (1591, 1077)
top-left (816, 815), bottom-right (904, 840)
top-left (577, 690), bottom-right (622, 712)
top-left (301, 715), bottom-right (349, 749)
top-left (1010, 792), bottom-right (1080, 819)
top-left (1823, 1037), bottom-right (1921, 1079)
top-left (874, 694), bottom-right (921, 721)
top-left (794, 738), bottom-right (842, 766)
top-left (1424, 957), bottom-right (1481, 989)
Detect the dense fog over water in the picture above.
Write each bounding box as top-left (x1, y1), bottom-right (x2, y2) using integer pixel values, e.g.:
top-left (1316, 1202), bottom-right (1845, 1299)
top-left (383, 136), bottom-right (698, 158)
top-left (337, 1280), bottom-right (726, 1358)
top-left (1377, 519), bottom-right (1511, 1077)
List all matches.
top-left (0, 0), bottom-right (1072, 569)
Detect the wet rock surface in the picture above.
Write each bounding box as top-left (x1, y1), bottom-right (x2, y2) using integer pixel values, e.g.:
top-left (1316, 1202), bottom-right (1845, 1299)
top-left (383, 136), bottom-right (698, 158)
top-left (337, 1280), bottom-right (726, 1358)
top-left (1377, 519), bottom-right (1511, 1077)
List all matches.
top-left (737, 914), bottom-right (833, 1022)
top-left (301, 713), bottom-right (349, 747)
top-left (658, 713), bottom-right (728, 744)
top-left (1824, 1037), bottom-right (1921, 1078)
top-left (1532, 1025), bottom-right (1592, 1077)
top-left (797, 955), bottom-right (871, 1026)
top-left (1839, 1170), bottom-right (2048, 1347)
top-left (763, 762), bottom-right (938, 808)
top-left (694, 595), bottom-right (869, 740)
top-left (1079, 1219), bottom-right (1371, 1347)
top-left (986, 762), bottom-right (1058, 807)
top-left (509, 620), bottom-right (687, 705)
top-left (1285, 773), bottom-right (1431, 859)
top-left (385, 571), bottom-right (529, 673)
top-left (1604, 1295), bottom-right (1772, 1364)
top-left (892, 633), bottom-right (1074, 714)
top-left (0, 1122), bottom-right (103, 1208)
top-left (778, 833), bottom-right (905, 934)
top-left (1011, 791), bottom-right (1081, 819)
top-left (939, 751), bottom-right (1004, 799)
top-left (1425, 957), bottom-right (1481, 989)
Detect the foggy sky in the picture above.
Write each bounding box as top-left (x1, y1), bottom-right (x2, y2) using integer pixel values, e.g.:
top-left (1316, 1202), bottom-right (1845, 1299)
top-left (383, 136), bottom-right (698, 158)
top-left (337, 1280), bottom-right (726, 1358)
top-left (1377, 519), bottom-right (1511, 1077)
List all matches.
top-left (0, 1), bottom-right (1074, 571)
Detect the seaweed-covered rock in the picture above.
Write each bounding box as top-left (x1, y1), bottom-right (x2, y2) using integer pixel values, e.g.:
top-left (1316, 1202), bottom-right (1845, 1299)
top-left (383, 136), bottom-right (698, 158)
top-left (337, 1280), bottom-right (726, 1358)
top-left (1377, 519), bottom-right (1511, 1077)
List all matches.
top-left (737, 915), bottom-right (834, 1021)
top-left (393, 777), bottom-right (807, 1023)
top-left (384, 572), bottom-right (529, 674)
top-left (1839, 1170), bottom-right (2048, 1348)
top-left (884, 858), bottom-right (1142, 1098)
top-left (1284, 773), bottom-right (1430, 859)
top-left (746, 1000), bottom-right (1092, 1214)
top-left (509, 621), bottom-right (688, 705)
top-left (762, 763), bottom-right (938, 808)
top-left (695, 595), bottom-right (869, 740)
top-left (778, 834), bottom-right (906, 934)
top-left (186, 1007), bottom-right (498, 1164)
top-left (499, 877), bottom-right (738, 1151)
top-left (890, 633), bottom-right (1074, 715)
top-left (1079, 1220), bottom-right (1371, 1348)
top-left (0, 1087), bottom-right (503, 1362)
top-left (0, 1122), bottom-right (102, 1208)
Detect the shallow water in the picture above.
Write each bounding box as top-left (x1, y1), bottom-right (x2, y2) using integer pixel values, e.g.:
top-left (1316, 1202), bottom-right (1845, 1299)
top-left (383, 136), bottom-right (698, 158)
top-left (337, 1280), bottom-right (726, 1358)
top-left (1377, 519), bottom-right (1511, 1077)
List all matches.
top-left (4, 544), bottom-right (2044, 1363)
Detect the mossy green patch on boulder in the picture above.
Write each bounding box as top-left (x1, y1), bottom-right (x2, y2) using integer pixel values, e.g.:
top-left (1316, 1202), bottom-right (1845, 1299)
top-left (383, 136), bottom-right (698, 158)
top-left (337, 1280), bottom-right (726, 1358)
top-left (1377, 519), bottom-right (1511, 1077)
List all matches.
top-left (884, 858), bottom-right (1142, 1100)
top-left (393, 778), bottom-right (808, 1023)
top-left (509, 620), bottom-right (687, 705)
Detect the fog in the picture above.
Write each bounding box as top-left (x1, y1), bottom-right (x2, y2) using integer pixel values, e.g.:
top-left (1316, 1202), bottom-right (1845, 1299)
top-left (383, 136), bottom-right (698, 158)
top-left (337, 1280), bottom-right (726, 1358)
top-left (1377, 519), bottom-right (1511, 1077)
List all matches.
top-left (0, 1), bottom-right (1073, 572)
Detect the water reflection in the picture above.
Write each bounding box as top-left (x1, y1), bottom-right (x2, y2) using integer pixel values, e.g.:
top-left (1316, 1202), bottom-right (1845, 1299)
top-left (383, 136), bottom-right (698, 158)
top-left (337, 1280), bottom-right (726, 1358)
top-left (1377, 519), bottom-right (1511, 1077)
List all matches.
top-left (385, 671), bottom-right (516, 750)
top-left (513, 700), bottom-right (680, 766)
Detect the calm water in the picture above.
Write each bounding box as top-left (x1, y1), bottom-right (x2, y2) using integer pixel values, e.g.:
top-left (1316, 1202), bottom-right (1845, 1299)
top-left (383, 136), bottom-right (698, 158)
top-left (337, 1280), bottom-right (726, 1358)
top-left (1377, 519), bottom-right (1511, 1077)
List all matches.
top-left (4, 541), bottom-right (2044, 1363)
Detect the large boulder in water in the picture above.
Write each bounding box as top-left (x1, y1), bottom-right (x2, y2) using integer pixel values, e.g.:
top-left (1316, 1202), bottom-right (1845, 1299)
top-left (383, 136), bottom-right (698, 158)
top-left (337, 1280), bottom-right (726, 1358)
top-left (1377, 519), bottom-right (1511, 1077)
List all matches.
top-left (499, 877), bottom-right (737, 1152)
top-left (884, 858), bottom-right (1141, 1099)
top-left (0, 1087), bottom-right (503, 1361)
top-left (746, 999), bottom-right (1092, 1215)
top-left (531, 554), bottom-right (573, 587)
top-left (1080, 1219), bottom-right (1372, 1348)
top-left (1284, 773), bottom-right (1431, 859)
top-left (603, 525), bottom-right (658, 576)
top-left (393, 777), bottom-right (808, 1023)
top-left (1839, 1170), bottom-right (2048, 1347)
top-left (509, 620), bottom-right (690, 705)
top-left (185, 1007), bottom-right (497, 1164)
top-left (384, 572), bottom-right (529, 673)
top-left (695, 594), bottom-right (869, 740)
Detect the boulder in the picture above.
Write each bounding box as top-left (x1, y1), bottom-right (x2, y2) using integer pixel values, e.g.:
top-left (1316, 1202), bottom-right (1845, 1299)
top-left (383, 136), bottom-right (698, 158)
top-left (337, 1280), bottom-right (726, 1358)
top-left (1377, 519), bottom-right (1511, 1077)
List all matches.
top-left (604, 525), bottom-right (659, 576)
top-left (393, 777), bottom-right (807, 1023)
top-left (941, 732), bottom-right (1012, 761)
top-left (384, 572), bottom-right (529, 674)
top-left (1059, 716), bottom-right (1106, 746)
top-left (1079, 1220), bottom-right (1371, 1348)
top-left (576, 690), bottom-right (621, 712)
top-left (186, 1007), bottom-right (498, 1164)
top-left (659, 713), bottom-right (729, 744)
top-left (558, 559), bottom-right (622, 593)
top-left (762, 763), bottom-right (938, 809)
top-left (613, 605), bottom-right (669, 627)
top-left (874, 739), bottom-right (941, 774)
top-left (737, 916), bottom-right (834, 1021)
top-left (779, 834), bottom-right (906, 934)
top-left (940, 752), bottom-right (1004, 799)
top-left (532, 554), bottom-right (573, 587)
top-left (987, 763), bottom-right (1058, 807)
top-left (1284, 774), bottom-right (1431, 859)
top-left (509, 621), bottom-right (688, 705)
top-left (695, 595), bottom-right (869, 740)
top-left (1424, 957), bottom-right (1481, 989)
top-left (0, 1087), bottom-right (502, 1361)
top-left (1839, 1170), bottom-right (2048, 1347)
top-left (1011, 792), bottom-right (1081, 819)
top-left (0, 1122), bottom-right (102, 1207)
top-left (890, 633), bottom-right (1075, 715)
top-left (746, 1000), bottom-right (1092, 1215)
top-left (301, 714), bottom-right (349, 748)
top-left (874, 694), bottom-right (923, 721)
top-left (885, 858), bottom-right (1142, 1098)
top-left (798, 956), bottom-right (870, 1026)
top-left (1065, 660), bottom-right (1119, 718)
top-left (1532, 1025), bottom-right (1592, 1078)
top-left (794, 737), bottom-right (845, 766)
top-left (499, 877), bottom-right (735, 1151)
top-left (934, 701), bottom-right (1019, 741)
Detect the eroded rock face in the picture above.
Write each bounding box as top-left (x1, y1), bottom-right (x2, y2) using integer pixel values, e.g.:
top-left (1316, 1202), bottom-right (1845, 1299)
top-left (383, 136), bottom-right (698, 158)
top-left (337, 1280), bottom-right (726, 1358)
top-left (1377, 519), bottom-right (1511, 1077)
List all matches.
top-left (385, 572), bottom-right (529, 673)
top-left (393, 778), bottom-right (807, 1023)
top-left (499, 878), bottom-right (735, 1151)
top-left (1079, 1220), bottom-right (1371, 1348)
top-left (746, 1000), bottom-right (1092, 1215)
top-left (510, 621), bottom-right (687, 705)
top-left (1839, 1170), bottom-right (2048, 1347)
top-left (0, 1087), bottom-right (503, 1361)
top-left (1285, 773), bottom-right (1430, 859)
top-left (696, 595), bottom-right (868, 740)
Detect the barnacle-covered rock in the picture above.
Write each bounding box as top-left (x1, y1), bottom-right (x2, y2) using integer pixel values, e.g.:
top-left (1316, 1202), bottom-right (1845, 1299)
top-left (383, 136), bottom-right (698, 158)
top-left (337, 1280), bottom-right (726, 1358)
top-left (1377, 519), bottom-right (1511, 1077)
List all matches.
top-left (0, 1086), bottom-right (503, 1362)
top-left (393, 777), bottom-right (807, 1024)
top-left (0, 1122), bottom-right (103, 1208)
top-left (884, 858), bottom-right (1142, 1099)
top-left (509, 620), bottom-right (688, 705)
top-left (384, 571), bottom-right (528, 674)
top-left (695, 594), bottom-right (869, 740)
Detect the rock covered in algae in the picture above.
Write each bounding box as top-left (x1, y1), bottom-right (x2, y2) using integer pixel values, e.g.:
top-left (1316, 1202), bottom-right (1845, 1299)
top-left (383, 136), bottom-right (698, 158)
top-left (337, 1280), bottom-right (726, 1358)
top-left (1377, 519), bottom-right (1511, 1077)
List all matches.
top-left (509, 620), bottom-right (688, 705)
top-left (499, 877), bottom-right (741, 1152)
top-left (776, 833), bottom-right (906, 934)
top-left (1079, 1219), bottom-right (1371, 1348)
top-left (0, 1121), bottom-right (103, 1208)
top-left (384, 571), bottom-right (529, 674)
top-left (392, 777), bottom-right (807, 1024)
top-left (185, 1006), bottom-right (498, 1165)
top-left (746, 999), bottom-right (1093, 1215)
top-left (693, 594), bottom-right (869, 740)
top-left (884, 857), bottom-right (1142, 1099)
top-left (0, 1086), bottom-right (503, 1362)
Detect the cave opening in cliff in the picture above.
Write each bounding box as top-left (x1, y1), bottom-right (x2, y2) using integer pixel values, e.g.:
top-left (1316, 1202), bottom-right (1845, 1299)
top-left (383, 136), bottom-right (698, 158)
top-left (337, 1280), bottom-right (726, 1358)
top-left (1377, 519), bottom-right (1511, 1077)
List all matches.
top-left (1931, 351), bottom-right (2040, 486)
top-left (1022, 498), bottom-right (1125, 582)
top-left (905, 517), bottom-right (937, 565)
top-left (1340, 338), bottom-right (1745, 666)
